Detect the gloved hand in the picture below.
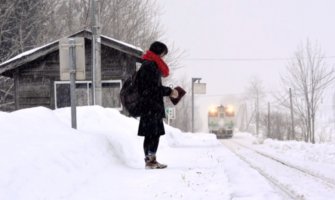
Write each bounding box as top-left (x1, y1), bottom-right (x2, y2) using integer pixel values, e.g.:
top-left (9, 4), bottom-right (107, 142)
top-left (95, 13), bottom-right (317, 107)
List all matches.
top-left (170, 89), bottom-right (179, 98)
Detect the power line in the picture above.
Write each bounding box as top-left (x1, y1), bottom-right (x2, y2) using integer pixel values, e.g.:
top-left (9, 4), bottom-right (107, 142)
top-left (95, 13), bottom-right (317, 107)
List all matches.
top-left (183, 56), bottom-right (335, 62)
top-left (191, 90), bottom-right (281, 97)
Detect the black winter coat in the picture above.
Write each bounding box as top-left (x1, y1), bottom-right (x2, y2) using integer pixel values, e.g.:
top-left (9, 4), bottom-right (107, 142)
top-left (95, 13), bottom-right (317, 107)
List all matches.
top-left (137, 60), bottom-right (172, 136)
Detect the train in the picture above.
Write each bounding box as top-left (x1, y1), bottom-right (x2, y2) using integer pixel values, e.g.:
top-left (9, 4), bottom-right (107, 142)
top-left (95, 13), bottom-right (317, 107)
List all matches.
top-left (208, 105), bottom-right (235, 138)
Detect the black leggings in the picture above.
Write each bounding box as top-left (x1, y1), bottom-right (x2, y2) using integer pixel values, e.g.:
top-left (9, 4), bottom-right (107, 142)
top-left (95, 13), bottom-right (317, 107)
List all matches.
top-left (143, 134), bottom-right (160, 156)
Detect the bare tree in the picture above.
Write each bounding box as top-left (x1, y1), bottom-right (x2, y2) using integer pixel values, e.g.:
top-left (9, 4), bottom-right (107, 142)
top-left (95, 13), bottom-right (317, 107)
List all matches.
top-left (281, 40), bottom-right (335, 143)
top-left (236, 103), bottom-right (249, 132)
top-left (0, 0), bottom-right (167, 111)
top-left (259, 108), bottom-right (290, 140)
top-left (99, 0), bottom-right (161, 47)
top-left (0, 76), bottom-right (14, 111)
top-left (243, 77), bottom-right (265, 136)
top-left (0, 0), bottom-right (54, 109)
top-left (0, 1), bottom-right (15, 61)
top-left (1, 0), bottom-right (45, 61)
top-left (38, 0), bottom-right (163, 50)
top-left (0, 0), bottom-right (163, 55)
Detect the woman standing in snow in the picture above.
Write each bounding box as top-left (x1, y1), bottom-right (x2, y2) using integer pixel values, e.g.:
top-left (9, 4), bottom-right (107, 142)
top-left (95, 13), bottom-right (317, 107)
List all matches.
top-left (137, 41), bottom-right (178, 169)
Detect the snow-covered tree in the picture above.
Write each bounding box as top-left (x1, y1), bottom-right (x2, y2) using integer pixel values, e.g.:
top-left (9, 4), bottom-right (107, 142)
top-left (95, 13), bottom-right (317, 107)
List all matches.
top-left (243, 77), bottom-right (265, 136)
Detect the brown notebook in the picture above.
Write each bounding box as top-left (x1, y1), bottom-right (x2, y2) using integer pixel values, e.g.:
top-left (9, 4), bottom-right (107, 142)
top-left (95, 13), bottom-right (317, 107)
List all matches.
top-left (170, 86), bottom-right (186, 105)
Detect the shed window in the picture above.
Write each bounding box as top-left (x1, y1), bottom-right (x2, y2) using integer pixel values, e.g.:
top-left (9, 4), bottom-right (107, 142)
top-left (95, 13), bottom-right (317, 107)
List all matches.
top-left (54, 80), bottom-right (122, 109)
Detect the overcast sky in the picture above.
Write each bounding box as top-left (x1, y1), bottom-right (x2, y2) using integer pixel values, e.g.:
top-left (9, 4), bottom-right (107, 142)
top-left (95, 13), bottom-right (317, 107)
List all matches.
top-left (156, 0), bottom-right (335, 131)
top-left (158, 0), bottom-right (334, 92)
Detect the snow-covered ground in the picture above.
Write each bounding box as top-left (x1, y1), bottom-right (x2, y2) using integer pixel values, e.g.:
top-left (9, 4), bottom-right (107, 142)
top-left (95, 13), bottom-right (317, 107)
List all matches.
top-left (228, 132), bottom-right (335, 200)
top-left (0, 106), bottom-right (334, 200)
top-left (234, 132), bottom-right (335, 182)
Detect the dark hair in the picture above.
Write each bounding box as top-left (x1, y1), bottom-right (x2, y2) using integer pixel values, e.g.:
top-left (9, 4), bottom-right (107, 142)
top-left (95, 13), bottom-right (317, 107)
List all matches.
top-left (149, 41), bottom-right (168, 56)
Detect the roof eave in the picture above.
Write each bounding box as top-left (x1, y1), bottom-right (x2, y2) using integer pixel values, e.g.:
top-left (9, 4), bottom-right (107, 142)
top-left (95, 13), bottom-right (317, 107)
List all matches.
top-left (0, 42), bottom-right (59, 75)
top-left (0, 29), bottom-right (143, 75)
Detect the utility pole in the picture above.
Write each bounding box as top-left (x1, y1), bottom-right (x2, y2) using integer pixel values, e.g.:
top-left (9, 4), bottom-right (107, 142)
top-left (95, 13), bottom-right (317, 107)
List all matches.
top-left (90, 0), bottom-right (102, 105)
top-left (245, 103), bottom-right (248, 131)
top-left (267, 102), bottom-right (271, 138)
top-left (60, 37), bottom-right (85, 128)
top-left (289, 88), bottom-right (295, 140)
top-left (256, 92), bottom-right (259, 136)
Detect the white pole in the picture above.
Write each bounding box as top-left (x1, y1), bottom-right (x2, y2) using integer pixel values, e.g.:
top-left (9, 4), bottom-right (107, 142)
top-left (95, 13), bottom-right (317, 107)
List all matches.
top-left (191, 78), bottom-right (201, 132)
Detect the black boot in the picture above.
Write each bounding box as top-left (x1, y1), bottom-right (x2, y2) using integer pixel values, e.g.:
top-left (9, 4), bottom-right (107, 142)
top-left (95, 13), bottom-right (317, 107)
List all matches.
top-left (145, 155), bottom-right (167, 169)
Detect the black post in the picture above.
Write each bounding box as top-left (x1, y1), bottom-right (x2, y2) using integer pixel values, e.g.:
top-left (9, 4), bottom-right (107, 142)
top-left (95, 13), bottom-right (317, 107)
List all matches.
top-left (289, 88), bottom-right (295, 140)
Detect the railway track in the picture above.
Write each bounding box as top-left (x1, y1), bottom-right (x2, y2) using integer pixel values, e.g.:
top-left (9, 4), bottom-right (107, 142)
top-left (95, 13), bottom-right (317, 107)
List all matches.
top-left (221, 139), bottom-right (335, 200)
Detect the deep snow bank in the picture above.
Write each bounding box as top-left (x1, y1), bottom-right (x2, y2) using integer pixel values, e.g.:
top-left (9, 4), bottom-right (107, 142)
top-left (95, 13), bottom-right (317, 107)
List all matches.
top-left (0, 106), bottom-right (219, 199)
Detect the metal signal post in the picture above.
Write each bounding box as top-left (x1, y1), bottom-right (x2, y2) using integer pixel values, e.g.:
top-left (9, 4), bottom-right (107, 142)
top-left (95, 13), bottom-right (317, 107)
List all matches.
top-left (191, 77), bottom-right (202, 132)
top-left (69, 38), bottom-right (77, 129)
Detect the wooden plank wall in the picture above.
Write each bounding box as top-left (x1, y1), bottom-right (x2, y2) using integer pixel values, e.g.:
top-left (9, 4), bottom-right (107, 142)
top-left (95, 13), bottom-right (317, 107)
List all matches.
top-left (16, 51), bottom-right (59, 109)
top-left (14, 40), bottom-right (138, 110)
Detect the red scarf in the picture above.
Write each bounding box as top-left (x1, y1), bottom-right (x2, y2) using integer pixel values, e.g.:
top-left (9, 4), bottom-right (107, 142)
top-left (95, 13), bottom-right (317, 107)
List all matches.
top-left (142, 50), bottom-right (169, 77)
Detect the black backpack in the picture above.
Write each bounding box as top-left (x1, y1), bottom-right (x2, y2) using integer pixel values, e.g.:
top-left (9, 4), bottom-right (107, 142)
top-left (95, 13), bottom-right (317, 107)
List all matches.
top-left (120, 72), bottom-right (141, 117)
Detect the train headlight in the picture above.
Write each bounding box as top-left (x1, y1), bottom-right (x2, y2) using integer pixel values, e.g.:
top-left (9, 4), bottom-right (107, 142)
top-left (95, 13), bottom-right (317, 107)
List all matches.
top-left (226, 106), bottom-right (234, 113)
top-left (209, 106), bottom-right (218, 117)
top-left (224, 105), bottom-right (235, 116)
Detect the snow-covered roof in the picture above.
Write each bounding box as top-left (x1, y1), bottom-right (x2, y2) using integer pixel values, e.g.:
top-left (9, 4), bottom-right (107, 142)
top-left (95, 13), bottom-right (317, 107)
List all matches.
top-left (101, 34), bottom-right (143, 52)
top-left (0, 29), bottom-right (143, 74)
top-left (0, 41), bottom-right (58, 68)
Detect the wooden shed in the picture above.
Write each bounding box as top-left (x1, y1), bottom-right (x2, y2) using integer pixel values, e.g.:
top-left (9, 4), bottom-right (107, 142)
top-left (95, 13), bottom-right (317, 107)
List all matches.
top-left (0, 29), bottom-right (143, 111)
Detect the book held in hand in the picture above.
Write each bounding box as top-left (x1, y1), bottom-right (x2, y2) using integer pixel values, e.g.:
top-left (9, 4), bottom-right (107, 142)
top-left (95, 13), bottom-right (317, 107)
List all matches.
top-left (170, 86), bottom-right (186, 105)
